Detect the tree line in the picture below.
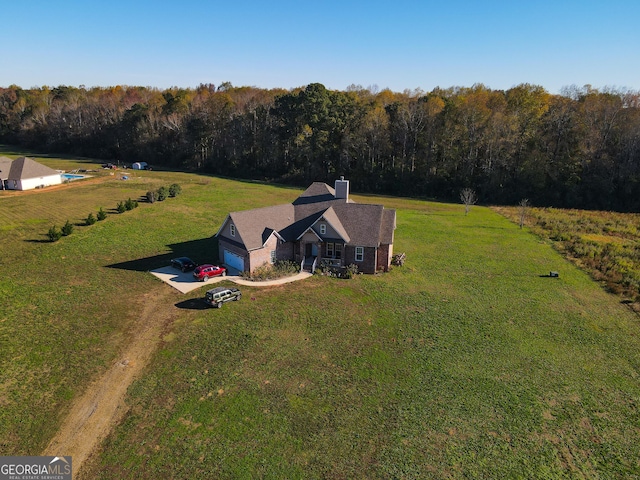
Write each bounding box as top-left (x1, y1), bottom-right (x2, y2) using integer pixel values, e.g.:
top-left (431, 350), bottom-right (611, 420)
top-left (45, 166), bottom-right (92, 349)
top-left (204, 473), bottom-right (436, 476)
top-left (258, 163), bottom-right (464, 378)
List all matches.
top-left (1, 81), bottom-right (639, 210)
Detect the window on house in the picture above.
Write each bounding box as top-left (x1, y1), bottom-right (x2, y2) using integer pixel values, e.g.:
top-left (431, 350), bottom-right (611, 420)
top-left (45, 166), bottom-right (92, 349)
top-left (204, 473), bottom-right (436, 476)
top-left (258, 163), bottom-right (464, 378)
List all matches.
top-left (335, 243), bottom-right (342, 259)
top-left (355, 246), bottom-right (364, 262)
top-left (230, 224), bottom-right (235, 236)
top-left (270, 250), bottom-right (276, 263)
top-left (326, 242), bottom-right (334, 257)
top-left (320, 224), bottom-right (326, 235)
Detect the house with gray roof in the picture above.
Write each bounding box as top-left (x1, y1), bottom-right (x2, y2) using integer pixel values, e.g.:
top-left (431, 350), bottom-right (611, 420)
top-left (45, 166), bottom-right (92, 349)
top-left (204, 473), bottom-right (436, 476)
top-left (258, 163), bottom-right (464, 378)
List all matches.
top-left (0, 156), bottom-right (62, 190)
top-left (215, 178), bottom-right (396, 274)
top-left (0, 157), bottom-right (12, 190)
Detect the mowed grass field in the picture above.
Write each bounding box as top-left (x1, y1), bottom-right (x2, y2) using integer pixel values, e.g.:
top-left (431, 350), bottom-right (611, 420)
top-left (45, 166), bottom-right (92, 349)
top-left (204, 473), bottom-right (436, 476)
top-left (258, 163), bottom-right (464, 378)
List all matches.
top-left (496, 205), bottom-right (640, 308)
top-left (1, 149), bottom-right (640, 478)
top-left (0, 147), bottom-right (298, 454)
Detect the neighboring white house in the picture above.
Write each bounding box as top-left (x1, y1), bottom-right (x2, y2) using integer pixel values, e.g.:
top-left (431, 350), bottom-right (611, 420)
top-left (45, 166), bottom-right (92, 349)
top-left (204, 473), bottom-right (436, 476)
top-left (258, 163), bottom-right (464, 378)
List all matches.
top-left (0, 156), bottom-right (62, 191)
top-left (0, 157), bottom-right (12, 190)
top-left (132, 161), bottom-right (148, 170)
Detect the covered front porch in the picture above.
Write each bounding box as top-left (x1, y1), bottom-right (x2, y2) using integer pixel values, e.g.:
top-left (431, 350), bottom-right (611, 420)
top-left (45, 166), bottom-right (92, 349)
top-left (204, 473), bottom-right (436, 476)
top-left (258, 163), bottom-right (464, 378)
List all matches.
top-left (297, 239), bottom-right (345, 273)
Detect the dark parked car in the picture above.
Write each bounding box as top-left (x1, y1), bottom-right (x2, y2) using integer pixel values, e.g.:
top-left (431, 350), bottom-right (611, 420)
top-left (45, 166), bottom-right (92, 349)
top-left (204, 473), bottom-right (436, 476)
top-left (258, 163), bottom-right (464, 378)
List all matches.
top-left (204, 287), bottom-right (241, 308)
top-left (171, 257), bottom-right (197, 272)
top-left (193, 264), bottom-right (226, 281)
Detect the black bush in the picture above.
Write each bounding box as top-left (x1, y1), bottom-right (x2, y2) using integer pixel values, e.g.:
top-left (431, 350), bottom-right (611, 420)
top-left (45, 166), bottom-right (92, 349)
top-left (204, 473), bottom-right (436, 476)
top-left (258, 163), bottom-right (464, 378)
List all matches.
top-left (47, 225), bottom-right (62, 242)
top-left (169, 183), bottom-right (182, 197)
top-left (125, 197), bottom-right (138, 210)
top-left (156, 186), bottom-right (169, 201)
top-left (61, 220), bottom-right (74, 236)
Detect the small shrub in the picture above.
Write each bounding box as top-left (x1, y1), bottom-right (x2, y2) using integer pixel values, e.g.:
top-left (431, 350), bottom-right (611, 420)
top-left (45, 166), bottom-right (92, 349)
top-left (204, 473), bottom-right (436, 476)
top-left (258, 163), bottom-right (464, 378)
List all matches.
top-left (315, 259), bottom-right (332, 275)
top-left (116, 201), bottom-right (126, 213)
top-left (124, 197), bottom-right (138, 210)
top-left (314, 261), bottom-right (359, 279)
top-left (169, 183), bottom-right (182, 197)
top-left (243, 260), bottom-right (300, 281)
top-left (85, 213), bottom-right (96, 225)
top-left (146, 191), bottom-right (156, 203)
top-left (47, 225), bottom-right (62, 242)
top-left (274, 260), bottom-right (299, 276)
top-left (343, 264), bottom-right (359, 279)
top-left (156, 186), bottom-right (169, 202)
top-left (251, 263), bottom-right (273, 281)
top-left (61, 220), bottom-right (74, 236)
top-left (97, 208), bottom-right (107, 221)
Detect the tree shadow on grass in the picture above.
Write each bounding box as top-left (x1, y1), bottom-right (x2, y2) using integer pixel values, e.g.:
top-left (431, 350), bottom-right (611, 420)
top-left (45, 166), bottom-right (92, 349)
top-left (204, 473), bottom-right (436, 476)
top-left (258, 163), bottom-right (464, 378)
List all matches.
top-left (106, 237), bottom-right (218, 272)
top-left (25, 237), bottom-right (53, 244)
top-left (0, 145), bottom-right (106, 164)
top-left (23, 223), bottom-right (97, 242)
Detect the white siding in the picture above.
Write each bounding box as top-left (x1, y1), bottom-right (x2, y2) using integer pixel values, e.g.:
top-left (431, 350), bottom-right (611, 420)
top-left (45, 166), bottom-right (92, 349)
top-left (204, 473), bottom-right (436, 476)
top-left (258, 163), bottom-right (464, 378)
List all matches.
top-left (18, 174), bottom-right (62, 191)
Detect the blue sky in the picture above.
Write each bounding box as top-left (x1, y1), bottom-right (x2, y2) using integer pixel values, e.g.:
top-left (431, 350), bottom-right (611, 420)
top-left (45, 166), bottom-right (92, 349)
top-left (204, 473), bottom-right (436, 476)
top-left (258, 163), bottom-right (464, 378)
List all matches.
top-left (2, 0), bottom-right (638, 94)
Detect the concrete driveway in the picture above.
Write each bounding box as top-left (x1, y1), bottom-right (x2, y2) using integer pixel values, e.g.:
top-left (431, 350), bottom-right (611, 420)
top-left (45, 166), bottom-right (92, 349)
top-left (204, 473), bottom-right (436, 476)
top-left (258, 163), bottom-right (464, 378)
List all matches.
top-left (150, 266), bottom-right (312, 294)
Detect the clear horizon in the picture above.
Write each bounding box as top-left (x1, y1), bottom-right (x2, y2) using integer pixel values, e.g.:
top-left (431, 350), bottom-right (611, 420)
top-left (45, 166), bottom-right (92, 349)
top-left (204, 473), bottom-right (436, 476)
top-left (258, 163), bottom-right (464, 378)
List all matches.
top-left (2, 0), bottom-right (638, 95)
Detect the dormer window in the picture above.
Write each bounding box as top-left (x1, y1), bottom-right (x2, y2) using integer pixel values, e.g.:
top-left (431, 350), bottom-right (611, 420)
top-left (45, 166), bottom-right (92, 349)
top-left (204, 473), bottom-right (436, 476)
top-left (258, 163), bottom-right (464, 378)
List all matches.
top-left (320, 224), bottom-right (326, 235)
top-left (230, 223), bottom-right (236, 237)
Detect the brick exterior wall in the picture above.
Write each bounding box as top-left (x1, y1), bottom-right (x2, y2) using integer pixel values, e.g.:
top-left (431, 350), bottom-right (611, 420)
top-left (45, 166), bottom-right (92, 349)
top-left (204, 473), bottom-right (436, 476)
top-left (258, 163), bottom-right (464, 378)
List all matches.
top-left (220, 236), bottom-right (391, 275)
top-left (376, 244), bottom-right (392, 271)
top-left (276, 241), bottom-right (294, 262)
top-left (248, 235), bottom-right (278, 271)
top-left (344, 245), bottom-right (377, 274)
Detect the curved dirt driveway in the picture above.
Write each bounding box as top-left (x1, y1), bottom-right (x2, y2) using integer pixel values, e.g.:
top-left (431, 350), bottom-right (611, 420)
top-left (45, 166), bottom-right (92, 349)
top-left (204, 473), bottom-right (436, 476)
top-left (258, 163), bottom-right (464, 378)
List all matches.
top-left (43, 272), bottom-right (312, 478)
top-left (43, 290), bottom-right (176, 479)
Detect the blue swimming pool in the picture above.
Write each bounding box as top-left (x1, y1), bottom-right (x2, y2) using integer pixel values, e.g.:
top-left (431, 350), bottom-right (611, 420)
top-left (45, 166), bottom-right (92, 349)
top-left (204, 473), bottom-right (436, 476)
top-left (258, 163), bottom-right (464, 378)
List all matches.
top-left (61, 173), bottom-right (88, 181)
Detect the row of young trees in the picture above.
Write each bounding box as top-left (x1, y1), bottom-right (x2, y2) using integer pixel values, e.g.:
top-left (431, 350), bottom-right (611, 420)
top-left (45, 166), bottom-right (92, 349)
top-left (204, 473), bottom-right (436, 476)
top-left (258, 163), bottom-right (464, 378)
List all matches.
top-left (1, 82), bottom-right (639, 210)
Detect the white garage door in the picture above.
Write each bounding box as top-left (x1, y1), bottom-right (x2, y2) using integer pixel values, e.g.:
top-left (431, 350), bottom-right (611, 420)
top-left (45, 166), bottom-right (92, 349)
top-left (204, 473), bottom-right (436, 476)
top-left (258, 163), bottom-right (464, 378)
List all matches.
top-left (223, 250), bottom-right (245, 272)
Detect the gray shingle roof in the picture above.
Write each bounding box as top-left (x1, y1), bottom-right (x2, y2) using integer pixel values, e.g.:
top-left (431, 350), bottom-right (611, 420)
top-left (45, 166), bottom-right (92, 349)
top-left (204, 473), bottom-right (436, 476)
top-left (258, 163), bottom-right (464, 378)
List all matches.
top-left (8, 157), bottom-right (59, 179)
top-left (331, 203), bottom-right (384, 247)
top-left (380, 208), bottom-right (397, 245)
top-left (228, 204), bottom-right (295, 251)
top-left (293, 182), bottom-right (336, 205)
top-left (220, 182), bottom-right (395, 250)
top-left (0, 157), bottom-right (12, 179)
top-left (318, 207), bottom-right (350, 242)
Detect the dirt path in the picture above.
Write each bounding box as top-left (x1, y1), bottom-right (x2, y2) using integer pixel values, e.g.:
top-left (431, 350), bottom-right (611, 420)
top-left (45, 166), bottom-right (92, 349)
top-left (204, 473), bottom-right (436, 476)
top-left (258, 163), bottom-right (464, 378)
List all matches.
top-left (43, 290), bottom-right (175, 479)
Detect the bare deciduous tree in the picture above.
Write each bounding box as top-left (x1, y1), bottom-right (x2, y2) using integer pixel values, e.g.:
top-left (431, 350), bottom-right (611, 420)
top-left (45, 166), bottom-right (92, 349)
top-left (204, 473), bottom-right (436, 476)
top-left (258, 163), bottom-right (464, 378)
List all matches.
top-left (518, 198), bottom-right (530, 228)
top-left (460, 188), bottom-right (477, 215)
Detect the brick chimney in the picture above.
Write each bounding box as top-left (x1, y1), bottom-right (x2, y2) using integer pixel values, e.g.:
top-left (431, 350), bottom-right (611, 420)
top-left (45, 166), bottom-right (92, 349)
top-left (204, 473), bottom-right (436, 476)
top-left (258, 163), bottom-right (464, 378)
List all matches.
top-left (334, 176), bottom-right (349, 201)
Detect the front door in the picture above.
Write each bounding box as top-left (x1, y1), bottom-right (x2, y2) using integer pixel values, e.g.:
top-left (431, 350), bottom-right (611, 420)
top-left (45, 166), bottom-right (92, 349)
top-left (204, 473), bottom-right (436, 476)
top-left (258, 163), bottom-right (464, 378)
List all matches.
top-left (305, 243), bottom-right (312, 257)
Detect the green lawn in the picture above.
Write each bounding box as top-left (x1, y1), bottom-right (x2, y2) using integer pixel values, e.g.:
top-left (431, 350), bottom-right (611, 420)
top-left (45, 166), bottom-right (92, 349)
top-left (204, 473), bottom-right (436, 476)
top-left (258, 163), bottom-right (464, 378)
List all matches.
top-left (1, 149), bottom-right (639, 478)
top-left (0, 149), bottom-right (297, 456)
